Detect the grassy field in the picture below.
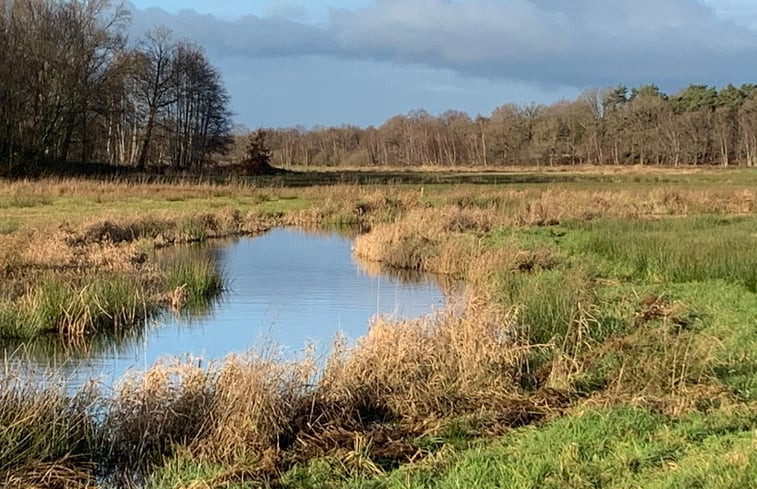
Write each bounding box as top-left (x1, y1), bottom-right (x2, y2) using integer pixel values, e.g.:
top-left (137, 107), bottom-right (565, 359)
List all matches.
top-left (0, 167), bottom-right (755, 488)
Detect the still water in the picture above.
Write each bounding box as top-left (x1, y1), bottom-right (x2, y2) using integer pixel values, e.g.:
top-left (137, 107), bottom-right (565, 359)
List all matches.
top-left (3, 229), bottom-right (446, 389)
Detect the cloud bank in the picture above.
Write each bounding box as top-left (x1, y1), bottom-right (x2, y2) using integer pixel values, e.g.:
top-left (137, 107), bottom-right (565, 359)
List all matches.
top-left (129, 0), bottom-right (757, 89)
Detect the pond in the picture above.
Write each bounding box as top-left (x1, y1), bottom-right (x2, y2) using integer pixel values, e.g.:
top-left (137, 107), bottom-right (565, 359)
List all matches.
top-left (2, 228), bottom-right (447, 390)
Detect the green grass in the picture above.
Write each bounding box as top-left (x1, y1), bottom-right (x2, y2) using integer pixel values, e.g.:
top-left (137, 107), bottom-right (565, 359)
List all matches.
top-left (0, 304), bottom-right (38, 338)
top-left (0, 275), bottom-right (150, 339)
top-left (36, 276), bottom-right (148, 335)
top-left (478, 216), bottom-right (757, 401)
top-left (254, 196), bottom-right (311, 217)
top-left (0, 193), bottom-right (54, 209)
top-left (144, 454), bottom-right (265, 489)
top-left (494, 268), bottom-right (592, 345)
top-left (144, 456), bottom-right (231, 489)
top-left (485, 216), bottom-right (757, 292)
top-left (0, 218), bottom-right (19, 235)
top-left (177, 217), bottom-right (209, 242)
top-left (563, 216), bottom-right (757, 291)
top-left (663, 281), bottom-right (757, 400)
top-left (279, 407), bottom-right (756, 489)
top-left (164, 256), bottom-right (224, 306)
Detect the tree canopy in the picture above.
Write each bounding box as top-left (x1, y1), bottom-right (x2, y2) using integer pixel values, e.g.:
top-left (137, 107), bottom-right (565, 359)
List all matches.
top-left (0, 0), bottom-right (232, 176)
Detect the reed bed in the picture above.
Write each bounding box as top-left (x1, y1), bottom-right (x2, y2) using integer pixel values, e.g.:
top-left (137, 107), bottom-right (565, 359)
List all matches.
top-left (0, 367), bottom-right (98, 488)
top-left (1, 296), bottom-right (541, 485)
top-left (318, 296), bottom-right (528, 420)
top-left (0, 257), bottom-right (223, 340)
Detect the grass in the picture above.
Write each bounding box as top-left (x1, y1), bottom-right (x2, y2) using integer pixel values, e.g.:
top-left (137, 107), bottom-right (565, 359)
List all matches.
top-left (164, 256), bottom-right (225, 308)
top-left (0, 168), bottom-right (755, 487)
top-left (0, 213), bottom-right (232, 340)
top-left (563, 216), bottom-right (757, 291)
top-left (143, 455), bottom-right (237, 489)
top-left (0, 218), bottom-right (18, 235)
top-left (0, 253), bottom-right (225, 340)
top-left (315, 406), bottom-right (756, 489)
top-left (0, 371), bottom-right (97, 487)
top-left (0, 275), bottom-right (150, 339)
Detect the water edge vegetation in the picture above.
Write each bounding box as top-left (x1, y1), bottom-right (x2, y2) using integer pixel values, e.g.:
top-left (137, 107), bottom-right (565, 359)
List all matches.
top-left (0, 167), bottom-right (755, 488)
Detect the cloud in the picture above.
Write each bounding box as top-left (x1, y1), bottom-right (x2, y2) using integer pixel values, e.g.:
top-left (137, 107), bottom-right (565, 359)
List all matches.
top-left (129, 0), bottom-right (757, 89)
top-left (330, 0), bottom-right (757, 86)
top-left (129, 5), bottom-right (337, 58)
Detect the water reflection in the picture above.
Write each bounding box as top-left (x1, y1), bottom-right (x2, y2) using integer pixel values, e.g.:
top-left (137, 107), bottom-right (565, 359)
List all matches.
top-left (353, 255), bottom-right (457, 290)
top-left (2, 228), bottom-right (446, 389)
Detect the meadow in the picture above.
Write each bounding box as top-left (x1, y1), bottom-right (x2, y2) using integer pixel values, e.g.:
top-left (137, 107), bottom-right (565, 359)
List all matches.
top-left (0, 167), bottom-right (755, 488)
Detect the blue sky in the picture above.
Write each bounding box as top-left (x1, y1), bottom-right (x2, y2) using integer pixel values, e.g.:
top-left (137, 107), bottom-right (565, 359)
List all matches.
top-left (128, 1), bottom-right (757, 129)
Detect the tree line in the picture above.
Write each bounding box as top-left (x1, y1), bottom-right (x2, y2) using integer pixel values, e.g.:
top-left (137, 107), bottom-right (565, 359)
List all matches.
top-left (0, 0), bottom-right (232, 175)
top-left (259, 84), bottom-right (757, 168)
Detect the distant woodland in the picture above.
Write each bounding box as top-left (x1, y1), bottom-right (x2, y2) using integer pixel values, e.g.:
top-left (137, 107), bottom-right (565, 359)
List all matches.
top-left (0, 0), bottom-right (232, 176)
top-left (3, 1), bottom-right (757, 175)
top-left (259, 84), bottom-right (757, 168)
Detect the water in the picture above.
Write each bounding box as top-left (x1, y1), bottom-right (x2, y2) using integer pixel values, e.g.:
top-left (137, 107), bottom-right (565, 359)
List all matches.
top-left (2, 228), bottom-right (446, 390)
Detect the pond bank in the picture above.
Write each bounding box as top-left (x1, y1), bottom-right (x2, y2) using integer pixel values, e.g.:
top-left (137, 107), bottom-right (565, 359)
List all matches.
top-left (1, 173), bottom-right (755, 488)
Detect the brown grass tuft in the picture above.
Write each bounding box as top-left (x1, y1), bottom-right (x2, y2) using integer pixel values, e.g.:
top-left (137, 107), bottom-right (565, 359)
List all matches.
top-left (194, 350), bottom-right (316, 462)
top-left (318, 296), bottom-right (527, 420)
top-left (100, 359), bottom-right (216, 472)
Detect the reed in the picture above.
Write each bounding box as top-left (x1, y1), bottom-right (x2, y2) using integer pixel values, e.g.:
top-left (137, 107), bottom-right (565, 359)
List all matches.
top-left (318, 296), bottom-right (528, 422)
top-left (0, 275), bottom-right (150, 339)
top-left (99, 359), bottom-right (217, 474)
top-left (0, 368), bottom-right (98, 487)
top-left (164, 258), bottom-right (224, 308)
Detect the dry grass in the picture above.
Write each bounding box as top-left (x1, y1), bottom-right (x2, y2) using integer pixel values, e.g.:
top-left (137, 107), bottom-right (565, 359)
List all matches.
top-left (318, 295), bottom-right (528, 420)
top-left (97, 295), bottom-right (533, 465)
top-left (0, 295), bottom-right (539, 483)
top-left (352, 206), bottom-right (558, 295)
top-left (99, 359), bottom-right (217, 474)
top-left (0, 366), bottom-right (98, 488)
top-left (2, 463), bottom-right (97, 489)
top-left (193, 350), bottom-right (316, 463)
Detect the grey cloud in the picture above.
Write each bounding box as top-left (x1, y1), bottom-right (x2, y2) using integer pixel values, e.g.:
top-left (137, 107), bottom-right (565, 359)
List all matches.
top-left (129, 5), bottom-right (337, 58)
top-left (331, 0), bottom-right (757, 86)
top-left (129, 0), bottom-right (757, 89)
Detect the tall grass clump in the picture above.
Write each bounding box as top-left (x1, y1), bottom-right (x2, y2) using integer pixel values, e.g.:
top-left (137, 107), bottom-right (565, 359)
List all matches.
top-left (0, 275), bottom-right (149, 339)
top-left (0, 303), bottom-right (38, 339)
top-left (353, 207), bottom-right (498, 277)
top-left (319, 297), bottom-right (528, 421)
top-left (99, 351), bottom-right (315, 475)
top-left (32, 276), bottom-right (148, 337)
top-left (164, 257), bottom-right (224, 307)
top-left (574, 216), bottom-right (757, 291)
top-left (142, 455), bottom-right (230, 489)
top-left (193, 350), bottom-right (316, 462)
top-left (0, 370), bottom-right (97, 487)
top-left (494, 269), bottom-right (593, 346)
top-left (99, 360), bottom-right (217, 474)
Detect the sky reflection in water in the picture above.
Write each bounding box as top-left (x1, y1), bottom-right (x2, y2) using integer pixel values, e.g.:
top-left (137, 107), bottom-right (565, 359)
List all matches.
top-left (2, 228), bottom-right (446, 389)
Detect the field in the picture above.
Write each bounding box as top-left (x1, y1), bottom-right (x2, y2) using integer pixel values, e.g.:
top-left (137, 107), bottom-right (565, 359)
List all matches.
top-left (0, 167), bottom-right (755, 488)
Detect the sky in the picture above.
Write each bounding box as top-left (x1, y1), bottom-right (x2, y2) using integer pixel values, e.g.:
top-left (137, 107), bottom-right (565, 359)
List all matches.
top-left (127, 0), bottom-right (757, 129)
